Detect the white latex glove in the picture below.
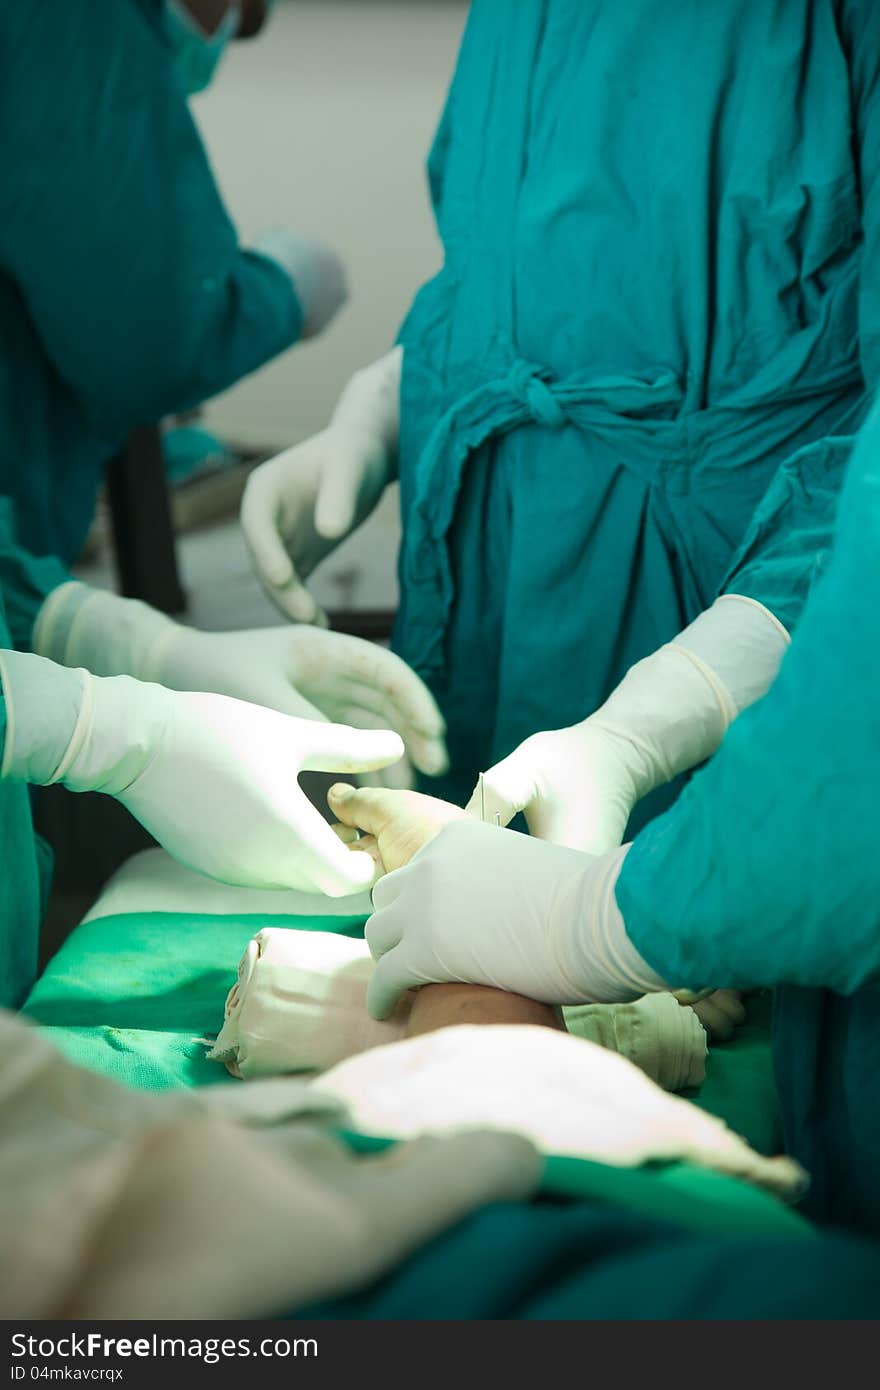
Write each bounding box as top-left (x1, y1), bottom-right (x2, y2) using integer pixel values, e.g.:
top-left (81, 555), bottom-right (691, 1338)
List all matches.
top-left (251, 228), bottom-right (348, 339)
top-left (467, 596), bottom-right (789, 854)
top-left (34, 582), bottom-right (448, 780)
top-left (364, 821), bottom-right (667, 1018)
top-left (690, 989), bottom-right (747, 1042)
top-left (240, 348), bottom-right (402, 624)
top-left (0, 650), bottom-right (403, 895)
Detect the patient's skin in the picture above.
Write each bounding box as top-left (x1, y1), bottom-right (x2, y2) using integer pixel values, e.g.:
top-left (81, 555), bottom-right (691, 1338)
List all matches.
top-left (406, 983), bottom-right (564, 1037)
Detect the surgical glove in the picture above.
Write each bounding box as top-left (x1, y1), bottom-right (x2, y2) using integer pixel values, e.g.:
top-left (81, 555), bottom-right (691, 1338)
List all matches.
top-left (467, 596), bottom-right (789, 854)
top-left (327, 782), bottom-right (467, 876)
top-left (251, 228), bottom-right (347, 338)
top-left (690, 988), bottom-right (747, 1042)
top-left (34, 582), bottom-right (447, 778)
top-left (241, 348), bottom-right (402, 623)
top-left (0, 650), bottom-right (401, 894)
top-left (365, 821), bottom-right (667, 1018)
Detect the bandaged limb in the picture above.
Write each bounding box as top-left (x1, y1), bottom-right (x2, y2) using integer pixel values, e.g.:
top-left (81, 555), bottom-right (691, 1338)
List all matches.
top-left (209, 928), bottom-right (414, 1077)
top-left (210, 927), bottom-right (706, 1091)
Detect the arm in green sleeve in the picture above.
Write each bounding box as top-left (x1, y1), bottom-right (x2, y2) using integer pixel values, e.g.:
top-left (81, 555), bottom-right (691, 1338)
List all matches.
top-left (719, 432), bottom-right (856, 633)
top-left (0, 499), bottom-right (70, 652)
top-left (616, 397), bottom-right (880, 997)
top-left (0, 0), bottom-right (302, 437)
top-left (720, 7), bottom-right (880, 631)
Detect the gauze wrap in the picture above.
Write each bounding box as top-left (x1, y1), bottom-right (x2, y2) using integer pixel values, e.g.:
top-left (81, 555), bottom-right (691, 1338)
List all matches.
top-left (210, 928), bottom-right (707, 1089)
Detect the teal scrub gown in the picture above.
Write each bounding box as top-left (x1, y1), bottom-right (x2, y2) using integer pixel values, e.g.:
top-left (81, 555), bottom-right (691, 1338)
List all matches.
top-left (617, 397), bottom-right (880, 1238)
top-left (0, 534), bottom-right (53, 1007)
top-left (393, 0), bottom-right (880, 810)
top-left (0, 0), bottom-right (302, 562)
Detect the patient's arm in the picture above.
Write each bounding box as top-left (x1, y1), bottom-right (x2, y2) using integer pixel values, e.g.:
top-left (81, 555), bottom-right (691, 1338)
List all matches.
top-left (407, 984), bottom-right (564, 1037)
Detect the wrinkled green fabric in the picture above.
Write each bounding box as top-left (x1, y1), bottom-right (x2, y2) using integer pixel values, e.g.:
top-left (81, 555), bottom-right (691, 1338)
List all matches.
top-left (23, 907), bottom-right (804, 1239)
top-left (721, 432), bottom-right (856, 631)
top-left (392, 0), bottom-right (879, 809)
top-left (0, 0), bottom-right (301, 563)
top-left (684, 990), bottom-right (782, 1158)
top-left (303, 1201), bottom-right (880, 1320)
top-left (0, 623), bottom-right (51, 1009)
top-left (0, 499), bottom-right (69, 652)
top-left (618, 398), bottom-right (880, 1238)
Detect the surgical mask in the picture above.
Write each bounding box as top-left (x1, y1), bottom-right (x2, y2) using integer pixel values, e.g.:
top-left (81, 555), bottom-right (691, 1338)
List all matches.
top-left (164, 1), bottom-right (240, 97)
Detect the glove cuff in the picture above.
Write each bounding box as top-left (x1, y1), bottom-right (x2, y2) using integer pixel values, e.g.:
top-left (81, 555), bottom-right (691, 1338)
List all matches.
top-left (591, 596), bottom-right (788, 797)
top-left (554, 844), bottom-right (669, 1003)
top-left (0, 650), bottom-right (86, 785)
top-left (678, 594), bottom-right (789, 710)
top-left (331, 347), bottom-right (402, 468)
top-left (57, 671), bottom-right (172, 796)
top-left (34, 583), bottom-right (178, 684)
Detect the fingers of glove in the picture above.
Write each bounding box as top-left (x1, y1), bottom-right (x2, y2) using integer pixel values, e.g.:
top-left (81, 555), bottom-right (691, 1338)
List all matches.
top-left (349, 831), bottom-right (383, 870)
top-left (309, 633), bottom-right (447, 746)
top-left (692, 998), bottom-right (737, 1042)
top-left (365, 947), bottom-right (418, 1020)
top-left (332, 823), bottom-right (360, 845)
top-left (313, 440), bottom-right (373, 540)
top-left (705, 989), bottom-right (747, 1025)
top-left (288, 787), bottom-right (378, 896)
top-left (299, 725), bottom-right (404, 775)
top-left (326, 782), bottom-right (395, 837)
top-left (249, 682), bottom-right (329, 723)
top-left (240, 464), bottom-right (297, 592)
top-left (356, 755), bottom-right (415, 792)
top-left (241, 469), bottom-right (329, 624)
top-left (463, 772), bottom-right (521, 827)
top-left (281, 582), bottom-right (327, 627)
top-left (324, 690), bottom-right (441, 782)
top-left (337, 704), bottom-right (446, 779)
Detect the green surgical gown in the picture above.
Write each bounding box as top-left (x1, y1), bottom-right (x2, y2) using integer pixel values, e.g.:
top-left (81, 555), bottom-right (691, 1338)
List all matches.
top-left (393, 0), bottom-right (880, 813)
top-left (0, 526), bottom-right (52, 1007)
top-left (617, 398), bottom-right (880, 1238)
top-left (0, 0), bottom-right (302, 562)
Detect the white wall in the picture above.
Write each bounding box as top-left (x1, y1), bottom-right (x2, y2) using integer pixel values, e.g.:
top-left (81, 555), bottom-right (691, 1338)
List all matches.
top-left (77, 3), bottom-right (468, 625)
top-left (193, 0), bottom-right (467, 449)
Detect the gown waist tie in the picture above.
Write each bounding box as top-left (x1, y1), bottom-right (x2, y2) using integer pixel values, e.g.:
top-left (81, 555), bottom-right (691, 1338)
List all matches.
top-left (401, 358), bottom-right (684, 675)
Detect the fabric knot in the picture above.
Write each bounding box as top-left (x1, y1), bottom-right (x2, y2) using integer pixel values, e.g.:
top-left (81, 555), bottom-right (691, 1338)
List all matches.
top-left (507, 360), bottom-right (566, 430)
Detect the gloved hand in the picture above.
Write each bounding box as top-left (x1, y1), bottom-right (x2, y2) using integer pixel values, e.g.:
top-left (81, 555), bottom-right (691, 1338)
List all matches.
top-left (328, 782), bottom-right (467, 876)
top-left (251, 228), bottom-right (348, 339)
top-left (689, 989), bottom-right (747, 1042)
top-left (33, 580), bottom-right (448, 781)
top-left (467, 596), bottom-right (789, 854)
top-left (349, 812), bottom-right (667, 1018)
top-left (0, 650), bottom-right (403, 895)
top-left (240, 348), bottom-right (402, 623)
